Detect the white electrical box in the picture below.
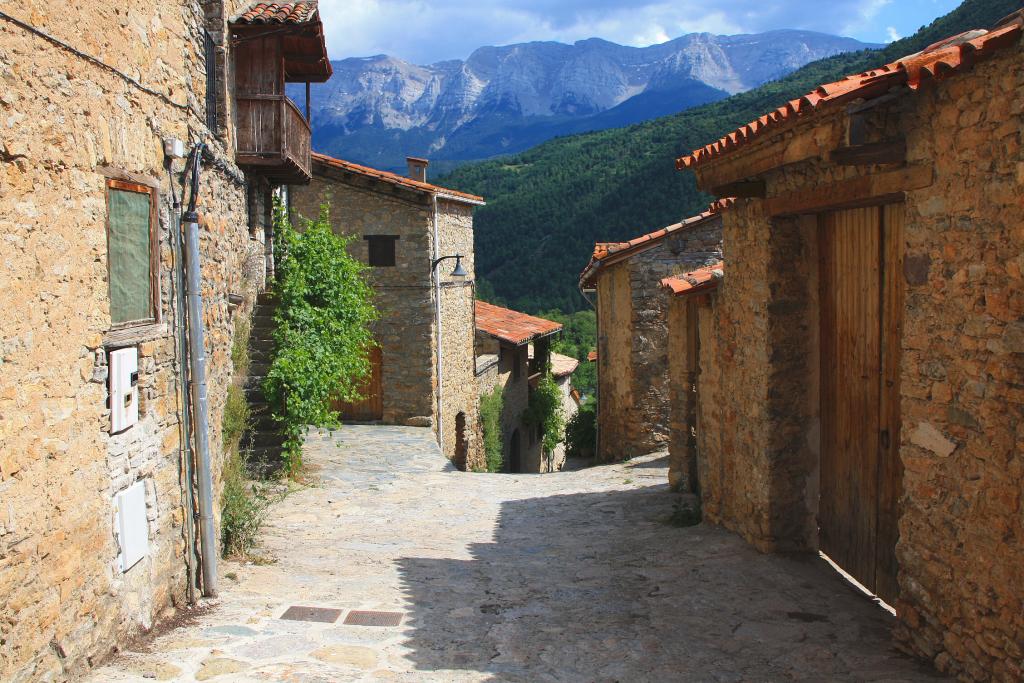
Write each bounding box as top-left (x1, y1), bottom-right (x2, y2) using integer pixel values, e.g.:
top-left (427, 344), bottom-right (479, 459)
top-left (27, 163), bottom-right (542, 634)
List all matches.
top-left (116, 480), bottom-right (149, 572)
top-left (109, 347), bottom-right (139, 433)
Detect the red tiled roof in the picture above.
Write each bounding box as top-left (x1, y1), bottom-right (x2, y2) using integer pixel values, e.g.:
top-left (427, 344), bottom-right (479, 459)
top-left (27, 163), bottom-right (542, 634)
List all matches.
top-left (550, 352), bottom-right (580, 378)
top-left (661, 261), bottom-right (724, 297)
top-left (235, 1), bottom-right (319, 24)
top-left (312, 153), bottom-right (485, 205)
top-left (476, 301), bottom-right (562, 346)
top-left (587, 350), bottom-right (598, 362)
top-left (677, 15), bottom-right (1023, 171)
top-left (579, 199), bottom-right (732, 288)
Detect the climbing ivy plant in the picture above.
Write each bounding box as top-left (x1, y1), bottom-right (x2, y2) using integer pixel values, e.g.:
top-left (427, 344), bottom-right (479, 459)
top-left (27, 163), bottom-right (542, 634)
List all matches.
top-left (263, 201), bottom-right (378, 476)
top-left (523, 369), bottom-right (566, 458)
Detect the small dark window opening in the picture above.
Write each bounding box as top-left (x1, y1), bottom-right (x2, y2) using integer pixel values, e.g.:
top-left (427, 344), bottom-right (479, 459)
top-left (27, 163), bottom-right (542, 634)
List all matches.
top-left (365, 235), bottom-right (399, 267)
top-left (512, 346), bottom-right (521, 380)
top-left (204, 30), bottom-right (218, 131)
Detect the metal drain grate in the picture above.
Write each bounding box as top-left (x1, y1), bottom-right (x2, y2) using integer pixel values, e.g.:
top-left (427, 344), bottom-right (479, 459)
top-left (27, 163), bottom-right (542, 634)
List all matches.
top-left (342, 610), bottom-right (403, 627)
top-left (279, 606), bottom-right (343, 623)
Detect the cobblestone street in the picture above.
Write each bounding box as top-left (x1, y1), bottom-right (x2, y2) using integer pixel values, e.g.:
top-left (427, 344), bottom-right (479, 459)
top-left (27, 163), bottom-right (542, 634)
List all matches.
top-left (88, 426), bottom-right (942, 682)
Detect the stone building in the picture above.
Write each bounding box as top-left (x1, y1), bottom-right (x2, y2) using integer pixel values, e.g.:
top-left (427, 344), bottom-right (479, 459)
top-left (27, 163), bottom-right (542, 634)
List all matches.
top-left (675, 13), bottom-right (1023, 680)
top-left (0, 1), bottom-right (328, 679)
top-left (549, 352), bottom-right (581, 466)
top-left (475, 302), bottom-right (562, 473)
top-left (289, 153), bottom-right (487, 470)
top-left (579, 206), bottom-right (725, 462)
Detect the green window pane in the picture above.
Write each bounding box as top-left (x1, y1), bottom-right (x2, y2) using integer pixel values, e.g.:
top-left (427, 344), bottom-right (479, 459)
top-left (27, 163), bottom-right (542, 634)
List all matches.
top-left (108, 188), bottom-right (153, 323)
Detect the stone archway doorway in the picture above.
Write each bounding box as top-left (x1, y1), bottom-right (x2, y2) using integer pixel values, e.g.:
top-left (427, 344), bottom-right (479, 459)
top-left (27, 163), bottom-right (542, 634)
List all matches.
top-left (454, 412), bottom-right (468, 471)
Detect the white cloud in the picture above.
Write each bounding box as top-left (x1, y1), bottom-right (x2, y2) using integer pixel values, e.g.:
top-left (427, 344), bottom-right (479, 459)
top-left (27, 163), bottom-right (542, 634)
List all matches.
top-left (316, 0), bottom-right (905, 64)
top-left (886, 26), bottom-right (901, 42)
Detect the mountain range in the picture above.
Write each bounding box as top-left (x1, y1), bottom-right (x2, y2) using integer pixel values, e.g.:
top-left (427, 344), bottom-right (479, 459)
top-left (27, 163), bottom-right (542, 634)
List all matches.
top-left (433, 0), bottom-right (1017, 313)
top-left (293, 31), bottom-right (878, 172)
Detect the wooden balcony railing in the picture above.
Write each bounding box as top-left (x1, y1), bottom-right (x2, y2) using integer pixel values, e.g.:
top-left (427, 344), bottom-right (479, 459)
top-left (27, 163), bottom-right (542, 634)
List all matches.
top-left (235, 95), bottom-right (312, 183)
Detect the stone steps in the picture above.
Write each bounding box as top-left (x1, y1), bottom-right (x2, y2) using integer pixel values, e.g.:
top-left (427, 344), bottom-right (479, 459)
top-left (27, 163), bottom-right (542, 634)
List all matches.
top-left (243, 293), bottom-right (284, 469)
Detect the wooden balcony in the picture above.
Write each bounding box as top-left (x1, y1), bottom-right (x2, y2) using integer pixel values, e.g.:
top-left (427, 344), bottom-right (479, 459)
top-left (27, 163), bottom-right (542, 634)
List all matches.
top-left (235, 95), bottom-right (312, 184)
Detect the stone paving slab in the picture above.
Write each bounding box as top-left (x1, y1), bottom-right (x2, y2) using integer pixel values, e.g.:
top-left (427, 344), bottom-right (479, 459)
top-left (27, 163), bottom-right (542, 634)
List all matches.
top-left (87, 425), bottom-right (944, 682)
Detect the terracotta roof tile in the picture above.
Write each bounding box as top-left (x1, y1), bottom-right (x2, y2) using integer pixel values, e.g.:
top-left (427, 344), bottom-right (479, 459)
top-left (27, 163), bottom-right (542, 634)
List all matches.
top-left (312, 153), bottom-right (485, 205)
top-left (660, 261), bottom-right (724, 297)
top-left (579, 199), bottom-right (732, 287)
top-left (677, 14), bottom-right (1023, 171)
top-left (587, 350), bottom-right (598, 362)
top-left (550, 352), bottom-right (580, 378)
top-left (235, 1), bottom-right (319, 24)
top-left (476, 301), bottom-right (562, 346)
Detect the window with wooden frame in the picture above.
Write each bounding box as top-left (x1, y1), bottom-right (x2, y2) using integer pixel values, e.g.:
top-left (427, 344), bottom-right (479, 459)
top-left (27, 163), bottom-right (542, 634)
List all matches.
top-left (365, 235), bottom-right (399, 267)
top-left (106, 179), bottom-right (160, 326)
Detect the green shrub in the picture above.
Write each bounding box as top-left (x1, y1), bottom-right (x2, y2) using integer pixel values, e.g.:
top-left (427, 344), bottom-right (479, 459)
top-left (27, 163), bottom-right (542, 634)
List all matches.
top-left (565, 398), bottom-right (596, 458)
top-left (523, 370), bottom-right (565, 457)
top-left (480, 385), bottom-right (504, 473)
top-left (263, 202), bottom-right (379, 476)
top-left (220, 449), bottom-right (269, 558)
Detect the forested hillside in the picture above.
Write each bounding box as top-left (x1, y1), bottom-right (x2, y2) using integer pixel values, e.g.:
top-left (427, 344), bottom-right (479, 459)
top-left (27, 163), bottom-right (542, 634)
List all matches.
top-left (441, 0), bottom-right (1019, 312)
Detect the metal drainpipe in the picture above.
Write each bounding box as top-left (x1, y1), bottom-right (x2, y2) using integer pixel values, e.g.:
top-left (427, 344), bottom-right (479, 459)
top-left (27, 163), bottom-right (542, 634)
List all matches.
top-left (166, 158), bottom-right (196, 604)
top-left (431, 194), bottom-right (444, 451)
top-left (182, 146), bottom-right (218, 597)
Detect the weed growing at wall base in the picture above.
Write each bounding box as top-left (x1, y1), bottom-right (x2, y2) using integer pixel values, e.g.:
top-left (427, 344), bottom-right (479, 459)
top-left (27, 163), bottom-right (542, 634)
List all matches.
top-left (263, 201), bottom-right (379, 476)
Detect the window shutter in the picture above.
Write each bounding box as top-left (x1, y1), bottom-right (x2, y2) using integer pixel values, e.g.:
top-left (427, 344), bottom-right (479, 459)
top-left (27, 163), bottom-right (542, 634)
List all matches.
top-left (107, 183), bottom-right (155, 324)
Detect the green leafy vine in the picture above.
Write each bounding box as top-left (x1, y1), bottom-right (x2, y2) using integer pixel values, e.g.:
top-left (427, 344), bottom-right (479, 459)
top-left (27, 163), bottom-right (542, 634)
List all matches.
top-left (262, 201), bottom-right (379, 475)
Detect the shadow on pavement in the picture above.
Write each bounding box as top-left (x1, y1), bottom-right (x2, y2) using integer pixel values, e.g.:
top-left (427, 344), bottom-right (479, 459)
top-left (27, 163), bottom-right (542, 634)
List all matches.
top-left (396, 483), bottom-right (943, 682)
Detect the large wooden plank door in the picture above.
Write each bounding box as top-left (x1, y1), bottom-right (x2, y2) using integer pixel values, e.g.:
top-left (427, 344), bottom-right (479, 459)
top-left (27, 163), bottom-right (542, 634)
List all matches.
top-left (333, 346), bottom-right (383, 421)
top-left (819, 204), bottom-right (904, 604)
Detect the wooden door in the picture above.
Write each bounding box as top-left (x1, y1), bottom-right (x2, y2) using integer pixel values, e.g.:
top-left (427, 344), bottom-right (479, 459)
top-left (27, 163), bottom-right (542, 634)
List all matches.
top-left (819, 204), bottom-right (904, 604)
top-left (333, 346), bottom-right (383, 421)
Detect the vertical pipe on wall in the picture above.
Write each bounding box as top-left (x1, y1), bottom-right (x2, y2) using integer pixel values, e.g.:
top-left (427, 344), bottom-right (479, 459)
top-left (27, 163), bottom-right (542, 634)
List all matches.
top-left (182, 146), bottom-right (218, 597)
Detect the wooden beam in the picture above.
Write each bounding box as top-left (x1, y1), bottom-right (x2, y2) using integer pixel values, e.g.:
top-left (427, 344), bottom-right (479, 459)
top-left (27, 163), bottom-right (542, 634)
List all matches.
top-left (710, 179), bottom-right (766, 198)
top-left (831, 140), bottom-right (906, 166)
top-left (765, 164), bottom-right (933, 216)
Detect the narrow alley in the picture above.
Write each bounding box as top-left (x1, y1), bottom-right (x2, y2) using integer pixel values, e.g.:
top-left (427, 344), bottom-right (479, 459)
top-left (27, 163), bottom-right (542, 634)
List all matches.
top-left (88, 426), bottom-right (941, 682)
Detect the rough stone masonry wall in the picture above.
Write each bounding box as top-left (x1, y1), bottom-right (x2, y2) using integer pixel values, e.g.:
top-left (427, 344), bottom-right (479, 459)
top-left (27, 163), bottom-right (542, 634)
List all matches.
top-left (437, 200), bottom-right (484, 471)
top-left (891, 48), bottom-right (1023, 681)
top-left (596, 219), bottom-right (722, 462)
top-left (692, 43), bottom-right (1023, 681)
top-left (595, 265), bottom-right (634, 462)
top-left (0, 1), bottom-right (258, 679)
top-left (289, 174), bottom-right (437, 425)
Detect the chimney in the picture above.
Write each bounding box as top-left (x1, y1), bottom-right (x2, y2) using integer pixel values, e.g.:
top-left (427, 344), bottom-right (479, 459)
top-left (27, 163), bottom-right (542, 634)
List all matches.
top-left (407, 156), bottom-right (429, 183)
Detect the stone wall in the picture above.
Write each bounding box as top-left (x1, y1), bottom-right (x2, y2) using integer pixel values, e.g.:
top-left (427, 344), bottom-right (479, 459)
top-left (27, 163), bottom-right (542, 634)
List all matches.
top-left (0, 1), bottom-right (265, 679)
top-left (595, 218), bottom-right (722, 462)
top-left (689, 41), bottom-right (1023, 681)
top-left (289, 172), bottom-right (437, 426)
top-left (550, 374), bottom-right (577, 468)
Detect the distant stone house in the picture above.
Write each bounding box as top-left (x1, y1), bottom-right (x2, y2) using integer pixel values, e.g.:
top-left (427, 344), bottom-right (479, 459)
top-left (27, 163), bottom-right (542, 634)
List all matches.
top-left (289, 153), bottom-right (487, 470)
top-left (579, 205), bottom-right (725, 462)
top-left (659, 262), bottom-right (724, 493)
top-left (676, 13), bottom-right (1023, 681)
top-left (549, 352), bottom-right (581, 465)
top-left (475, 301), bottom-right (563, 473)
top-left (0, 0), bottom-right (329, 678)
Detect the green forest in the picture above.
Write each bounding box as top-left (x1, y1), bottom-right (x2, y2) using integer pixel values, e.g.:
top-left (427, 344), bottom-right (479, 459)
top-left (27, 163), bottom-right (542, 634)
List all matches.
top-left (442, 0), bottom-right (1017, 317)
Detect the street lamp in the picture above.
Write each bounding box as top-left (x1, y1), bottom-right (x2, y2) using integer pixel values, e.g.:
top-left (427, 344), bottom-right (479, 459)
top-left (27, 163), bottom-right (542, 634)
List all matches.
top-left (432, 254), bottom-right (467, 280)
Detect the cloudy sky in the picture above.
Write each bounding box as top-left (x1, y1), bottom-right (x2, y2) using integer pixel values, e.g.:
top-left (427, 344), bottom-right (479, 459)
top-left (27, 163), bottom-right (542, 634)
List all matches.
top-left (318, 0), bottom-right (962, 64)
